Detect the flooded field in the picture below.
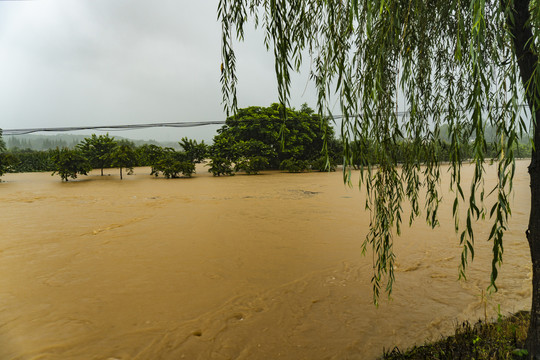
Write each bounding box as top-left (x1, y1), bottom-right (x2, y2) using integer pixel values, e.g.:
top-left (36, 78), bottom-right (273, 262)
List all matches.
top-left (0, 161), bottom-right (532, 359)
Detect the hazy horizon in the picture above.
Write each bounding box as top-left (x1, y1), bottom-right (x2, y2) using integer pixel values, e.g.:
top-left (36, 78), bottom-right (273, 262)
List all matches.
top-left (0, 1), bottom-right (321, 142)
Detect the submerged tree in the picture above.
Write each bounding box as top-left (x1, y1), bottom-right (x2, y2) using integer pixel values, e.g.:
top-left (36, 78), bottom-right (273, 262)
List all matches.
top-left (208, 103), bottom-right (339, 174)
top-left (111, 143), bottom-right (138, 180)
top-left (151, 148), bottom-right (196, 179)
top-left (0, 130), bottom-right (17, 179)
top-left (219, 0), bottom-right (540, 355)
top-left (138, 144), bottom-right (164, 175)
top-left (0, 130), bottom-right (7, 178)
top-left (77, 134), bottom-right (117, 176)
top-left (50, 147), bottom-right (91, 182)
top-left (179, 137), bottom-right (208, 164)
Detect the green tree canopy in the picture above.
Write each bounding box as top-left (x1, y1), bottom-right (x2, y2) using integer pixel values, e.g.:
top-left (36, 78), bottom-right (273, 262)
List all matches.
top-left (179, 137), bottom-right (208, 164)
top-left (219, 0), bottom-right (540, 355)
top-left (0, 130), bottom-right (18, 178)
top-left (111, 143), bottom-right (138, 180)
top-left (6, 149), bottom-right (53, 173)
top-left (77, 134), bottom-right (117, 176)
top-left (209, 103), bottom-right (339, 174)
top-left (151, 147), bottom-right (196, 179)
top-left (138, 144), bottom-right (164, 175)
top-left (50, 147), bottom-right (91, 182)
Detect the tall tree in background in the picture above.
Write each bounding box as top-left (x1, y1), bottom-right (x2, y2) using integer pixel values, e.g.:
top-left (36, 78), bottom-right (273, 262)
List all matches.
top-left (77, 134), bottom-right (117, 176)
top-left (219, 0), bottom-right (540, 355)
top-left (209, 103), bottom-right (339, 174)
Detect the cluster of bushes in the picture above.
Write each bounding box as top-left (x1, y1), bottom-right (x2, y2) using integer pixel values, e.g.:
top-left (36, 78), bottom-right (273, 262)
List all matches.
top-left (139, 138), bottom-right (207, 179)
top-left (7, 149), bottom-right (55, 173)
top-left (0, 132), bottom-right (208, 181)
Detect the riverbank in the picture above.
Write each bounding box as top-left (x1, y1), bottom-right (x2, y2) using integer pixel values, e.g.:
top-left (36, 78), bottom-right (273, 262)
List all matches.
top-left (381, 311), bottom-right (530, 359)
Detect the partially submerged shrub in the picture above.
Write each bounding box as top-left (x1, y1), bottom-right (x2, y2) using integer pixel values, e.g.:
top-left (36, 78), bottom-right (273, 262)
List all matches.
top-left (280, 158), bottom-right (309, 173)
top-left (51, 147), bottom-right (92, 181)
top-left (310, 156), bottom-right (337, 172)
top-left (152, 148), bottom-right (195, 178)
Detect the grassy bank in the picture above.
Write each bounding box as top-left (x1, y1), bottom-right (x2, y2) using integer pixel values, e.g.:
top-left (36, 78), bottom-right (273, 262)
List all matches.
top-left (381, 311), bottom-right (530, 359)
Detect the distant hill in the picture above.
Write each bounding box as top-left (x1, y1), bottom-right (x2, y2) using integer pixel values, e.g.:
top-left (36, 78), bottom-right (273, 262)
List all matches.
top-left (5, 134), bottom-right (182, 151)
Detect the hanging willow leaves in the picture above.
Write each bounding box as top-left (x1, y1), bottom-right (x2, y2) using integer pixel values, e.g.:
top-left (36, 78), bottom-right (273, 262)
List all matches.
top-left (218, 0), bottom-right (533, 305)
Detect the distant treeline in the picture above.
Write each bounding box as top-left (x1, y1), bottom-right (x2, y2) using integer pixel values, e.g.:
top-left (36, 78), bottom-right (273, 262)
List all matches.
top-left (5, 134), bottom-right (180, 151)
top-left (347, 137), bottom-right (533, 167)
top-left (7, 136), bottom-right (81, 150)
top-left (0, 104), bottom-right (534, 181)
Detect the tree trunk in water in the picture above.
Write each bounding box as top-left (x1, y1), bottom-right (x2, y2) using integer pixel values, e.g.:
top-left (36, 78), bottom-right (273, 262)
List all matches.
top-left (508, 0), bottom-right (540, 357)
top-left (528, 149), bottom-right (540, 358)
top-left (120, 167), bottom-right (123, 180)
top-left (101, 167), bottom-right (104, 176)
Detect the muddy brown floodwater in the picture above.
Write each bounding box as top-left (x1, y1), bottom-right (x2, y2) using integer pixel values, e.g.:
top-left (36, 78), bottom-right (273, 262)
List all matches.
top-left (0, 160), bottom-right (532, 359)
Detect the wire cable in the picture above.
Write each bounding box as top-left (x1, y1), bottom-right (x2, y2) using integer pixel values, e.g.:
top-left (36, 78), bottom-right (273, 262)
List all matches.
top-left (2, 121), bottom-right (226, 136)
top-left (1, 104), bottom-right (530, 136)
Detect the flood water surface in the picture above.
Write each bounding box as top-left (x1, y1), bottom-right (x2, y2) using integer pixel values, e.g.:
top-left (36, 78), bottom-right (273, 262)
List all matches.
top-left (0, 161), bottom-right (532, 359)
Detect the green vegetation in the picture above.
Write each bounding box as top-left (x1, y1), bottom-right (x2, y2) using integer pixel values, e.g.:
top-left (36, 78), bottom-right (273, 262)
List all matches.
top-left (50, 147), bottom-right (92, 181)
top-left (0, 152), bottom-right (17, 178)
top-left (77, 134), bottom-right (117, 176)
top-left (382, 311), bottom-right (530, 360)
top-left (0, 130), bottom-right (18, 178)
top-left (219, 0), bottom-right (540, 354)
top-left (2, 124), bottom-right (533, 180)
top-left (141, 138), bottom-right (207, 179)
top-left (137, 144), bottom-right (164, 173)
top-left (7, 149), bottom-right (54, 173)
top-left (179, 137), bottom-right (208, 164)
top-left (111, 143), bottom-right (137, 180)
top-left (208, 103), bottom-right (341, 175)
top-left (0, 133), bottom-right (209, 181)
top-left (347, 136), bottom-right (533, 169)
top-left (150, 147), bottom-right (196, 179)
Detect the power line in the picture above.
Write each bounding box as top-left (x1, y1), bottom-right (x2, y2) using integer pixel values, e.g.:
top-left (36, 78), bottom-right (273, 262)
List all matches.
top-left (1, 104), bottom-right (530, 136)
top-left (2, 117), bottom-right (330, 136)
top-left (1, 121), bottom-right (226, 136)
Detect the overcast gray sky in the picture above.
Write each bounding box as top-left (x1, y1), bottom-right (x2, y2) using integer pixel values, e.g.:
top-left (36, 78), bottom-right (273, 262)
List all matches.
top-left (0, 0), bottom-right (320, 142)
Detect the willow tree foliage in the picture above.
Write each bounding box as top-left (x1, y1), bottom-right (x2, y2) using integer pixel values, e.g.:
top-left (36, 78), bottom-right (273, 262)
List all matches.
top-left (219, 0), bottom-right (540, 355)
